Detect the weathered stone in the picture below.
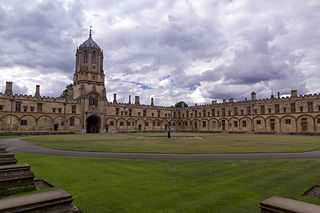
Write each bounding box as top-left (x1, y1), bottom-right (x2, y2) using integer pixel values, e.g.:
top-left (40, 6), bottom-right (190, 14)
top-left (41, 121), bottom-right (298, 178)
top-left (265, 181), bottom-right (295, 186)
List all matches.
top-left (0, 163), bottom-right (36, 195)
top-left (0, 153), bottom-right (17, 166)
top-left (0, 189), bottom-right (79, 212)
top-left (0, 145), bottom-right (7, 153)
top-left (260, 195), bottom-right (320, 213)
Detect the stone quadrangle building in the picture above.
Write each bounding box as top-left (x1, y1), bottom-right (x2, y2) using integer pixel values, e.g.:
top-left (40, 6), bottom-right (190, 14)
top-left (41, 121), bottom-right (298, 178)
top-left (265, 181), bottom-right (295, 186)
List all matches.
top-left (0, 33), bottom-right (320, 134)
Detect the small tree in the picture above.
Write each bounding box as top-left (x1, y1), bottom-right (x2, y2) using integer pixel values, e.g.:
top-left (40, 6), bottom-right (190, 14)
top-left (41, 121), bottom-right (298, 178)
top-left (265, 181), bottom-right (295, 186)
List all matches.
top-left (175, 101), bottom-right (188, 108)
top-left (60, 84), bottom-right (73, 98)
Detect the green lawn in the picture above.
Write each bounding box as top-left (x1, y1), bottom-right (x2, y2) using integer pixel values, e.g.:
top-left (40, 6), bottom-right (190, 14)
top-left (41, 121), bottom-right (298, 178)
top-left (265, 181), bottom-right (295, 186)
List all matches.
top-left (13, 153), bottom-right (320, 213)
top-left (23, 133), bottom-right (320, 153)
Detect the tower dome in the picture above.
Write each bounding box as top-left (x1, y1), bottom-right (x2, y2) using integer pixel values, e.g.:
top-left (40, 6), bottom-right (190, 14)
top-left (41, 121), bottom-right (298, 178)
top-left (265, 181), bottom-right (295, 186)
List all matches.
top-left (80, 27), bottom-right (101, 49)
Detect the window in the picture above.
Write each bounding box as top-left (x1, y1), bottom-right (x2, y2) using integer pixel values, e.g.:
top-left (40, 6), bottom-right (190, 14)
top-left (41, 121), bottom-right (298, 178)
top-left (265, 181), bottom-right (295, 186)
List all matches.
top-left (291, 103), bottom-right (296, 112)
top-left (317, 118), bottom-right (320, 124)
top-left (30, 106), bottom-right (34, 112)
top-left (58, 108), bottom-right (62, 113)
top-left (153, 121), bottom-right (156, 126)
top-left (234, 107), bottom-right (238, 115)
top-left (268, 108), bottom-right (271, 114)
top-left (318, 106), bottom-right (320, 112)
top-left (143, 109), bottom-right (147, 117)
top-left (116, 108), bottom-right (119, 116)
top-left (202, 121), bottom-right (207, 128)
top-left (110, 121), bottom-right (114, 126)
top-left (228, 111), bottom-right (231, 116)
top-left (127, 121), bottom-right (131, 126)
top-left (0, 105), bottom-right (3, 111)
top-left (89, 94), bottom-right (98, 107)
top-left (84, 50), bottom-right (88, 63)
top-left (256, 120), bottom-right (261, 125)
top-left (92, 52), bottom-right (96, 64)
top-left (23, 106), bottom-right (28, 112)
top-left (158, 110), bottom-right (160, 118)
top-left (129, 109), bottom-right (132, 116)
top-left (203, 110), bottom-right (206, 117)
top-left (285, 119), bottom-right (291, 124)
top-left (15, 102), bottom-right (21, 112)
top-left (37, 103), bottom-right (42, 112)
top-left (121, 111), bottom-right (123, 116)
top-left (242, 120), bottom-right (247, 127)
top-left (195, 110), bottom-right (197, 117)
top-left (152, 113), bottom-right (154, 117)
top-left (138, 112), bottom-right (141, 116)
top-left (283, 107), bottom-right (287, 113)
top-left (145, 122), bottom-right (149, 126)
top-left (213, 121), bottom-right (216, 128)
top-left (217, 111), bottom-right (220, 116)
top-left (300, 106), bottom-right (304, 112)
top-left (308, 102), bottom-right (313, 112)
top-left (199, 113), bottom-right (202, 117)
top-left (234, 121), bottom-right (238, 127)
top-left (241, 110), bottom-right (244, 116)
top-left (212, 109), bottom-right (215, 117)
top-left (21, 120), bottom-right (27, 126)
top-left (275, 104), bottom-right (280, 113)
top-left (260, 105), bottom-right (265, 114)
top-left (247, 106), bottom-right (251, 115)
top-left (72, 105), bottom-right (76, 114)
top-left (120, 121), bottom-right (124, 126)
top-left (61, 121), bottom-right (64, 126)
top-left (186, 111), bottom-right (189, 117)
top-left (70, 117), bottom-right (75, 126)
top-left (254, 109), bottom-right (257, 114)
top-left (52, 108), bottom-right (56, 113)
top-left (222, 108), bottom-right (225, 116)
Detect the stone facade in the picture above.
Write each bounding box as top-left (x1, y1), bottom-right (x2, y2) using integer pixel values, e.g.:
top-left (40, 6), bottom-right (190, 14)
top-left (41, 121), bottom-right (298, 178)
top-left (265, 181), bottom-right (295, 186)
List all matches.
top-left (0, 34), bottom-right (320, 134)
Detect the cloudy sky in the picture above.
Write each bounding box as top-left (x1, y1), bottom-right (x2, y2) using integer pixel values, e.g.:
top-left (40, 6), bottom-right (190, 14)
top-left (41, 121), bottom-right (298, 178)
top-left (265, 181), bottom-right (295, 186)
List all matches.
top-left (1, 0), bottom-right (319, 106)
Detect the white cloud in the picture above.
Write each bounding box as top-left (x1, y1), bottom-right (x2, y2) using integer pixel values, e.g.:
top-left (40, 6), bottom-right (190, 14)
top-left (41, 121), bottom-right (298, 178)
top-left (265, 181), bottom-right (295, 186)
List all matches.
top-left (1, 0), bottom-right (320, 105)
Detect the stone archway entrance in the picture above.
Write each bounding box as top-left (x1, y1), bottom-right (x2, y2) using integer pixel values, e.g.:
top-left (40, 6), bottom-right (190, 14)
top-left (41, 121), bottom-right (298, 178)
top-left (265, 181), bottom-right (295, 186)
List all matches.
top-left (86, 115), bottom-right (101, 133)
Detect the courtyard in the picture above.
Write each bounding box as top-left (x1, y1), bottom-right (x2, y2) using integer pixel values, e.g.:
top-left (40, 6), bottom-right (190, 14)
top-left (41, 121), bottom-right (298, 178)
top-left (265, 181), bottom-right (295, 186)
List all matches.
top-left (1, 133), bottom-right (320, 212)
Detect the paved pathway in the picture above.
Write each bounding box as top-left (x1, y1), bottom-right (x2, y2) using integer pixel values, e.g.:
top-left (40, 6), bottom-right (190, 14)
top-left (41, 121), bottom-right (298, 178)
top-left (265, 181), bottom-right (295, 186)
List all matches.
top-left (1, 137), bottom-right (320, 160)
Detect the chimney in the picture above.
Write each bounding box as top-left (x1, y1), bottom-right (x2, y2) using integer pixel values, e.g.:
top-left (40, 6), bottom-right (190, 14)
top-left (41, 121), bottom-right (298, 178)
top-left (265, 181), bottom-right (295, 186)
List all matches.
top-left (251, 91), bottom-right (256, 101)
top-left (229, 98), bottom-right (234, 102)
top-left (113, 93), bottom-right (117, 103)
top-left (151, 97), bottom-right (154, 106)
top-left (128, 95), bottom-right (131, 104)
top-left (135, 96), bottom-right (140, 105)
top-left (212, 100), bottom-right (215, 105)
top-left (223, 99), bottom-right (226, 103)
top-left (35, 85), bottom-right (40, 97)
top-left (291, 90), bottom-right (297, 98)
top-left (5, 82), bottom-right (13, 96)
top-left (277, 92), bottom-right (280, 99)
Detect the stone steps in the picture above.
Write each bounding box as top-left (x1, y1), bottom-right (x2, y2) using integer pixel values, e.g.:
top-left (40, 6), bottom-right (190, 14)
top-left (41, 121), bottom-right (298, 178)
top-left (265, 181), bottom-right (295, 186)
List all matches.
top-left (0, 189), bottom-right (79, 212)
top-left (0, 163), bottom-right (36, 196)
top-left (0, 145), bottom-right (79, 212)
top-left (0, 153), bottom-right (17, 166)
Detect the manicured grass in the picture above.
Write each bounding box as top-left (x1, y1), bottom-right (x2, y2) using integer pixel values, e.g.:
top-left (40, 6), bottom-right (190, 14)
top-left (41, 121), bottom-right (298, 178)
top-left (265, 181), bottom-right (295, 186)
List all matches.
top-left (13, 153), bottom-right (320, 213)
top-left (23, 133), bottom-right (320, 153)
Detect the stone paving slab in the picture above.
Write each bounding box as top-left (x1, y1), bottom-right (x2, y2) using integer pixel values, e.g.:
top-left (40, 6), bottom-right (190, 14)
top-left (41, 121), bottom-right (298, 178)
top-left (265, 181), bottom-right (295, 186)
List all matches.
top-left (0, 189), bottom-right (79, 212)
top-left (260, 196), bottom-right (320, 213)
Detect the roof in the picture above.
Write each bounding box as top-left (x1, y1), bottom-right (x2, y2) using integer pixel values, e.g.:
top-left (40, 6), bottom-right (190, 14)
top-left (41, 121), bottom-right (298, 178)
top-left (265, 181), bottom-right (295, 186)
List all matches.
top-left (80, 35), bottom-right (101, 49)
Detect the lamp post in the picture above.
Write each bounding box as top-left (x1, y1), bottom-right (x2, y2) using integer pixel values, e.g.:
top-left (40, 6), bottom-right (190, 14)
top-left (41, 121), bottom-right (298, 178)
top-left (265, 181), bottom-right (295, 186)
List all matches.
top-left (168, 122), bottom-right (171, 138)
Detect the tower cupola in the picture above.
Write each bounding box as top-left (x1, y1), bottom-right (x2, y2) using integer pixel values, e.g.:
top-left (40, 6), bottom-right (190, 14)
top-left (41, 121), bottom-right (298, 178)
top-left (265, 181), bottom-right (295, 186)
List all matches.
top-left (73, 27), bottom-right (105, 100)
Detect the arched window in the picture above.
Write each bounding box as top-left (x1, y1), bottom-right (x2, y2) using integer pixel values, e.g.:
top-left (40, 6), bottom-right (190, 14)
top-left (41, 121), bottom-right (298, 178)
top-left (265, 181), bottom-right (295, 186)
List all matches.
top-left (89, 94), bottom-right (98, 107)
top-left (84, 51), bottom-right (88, 63)
top-left (92, 51), bottom-right (96, 64)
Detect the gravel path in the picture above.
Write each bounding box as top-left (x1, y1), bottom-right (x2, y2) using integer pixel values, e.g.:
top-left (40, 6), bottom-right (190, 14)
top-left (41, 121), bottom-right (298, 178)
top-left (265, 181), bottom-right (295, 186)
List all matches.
top-left (1, 137), bottom-right (320, 160)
